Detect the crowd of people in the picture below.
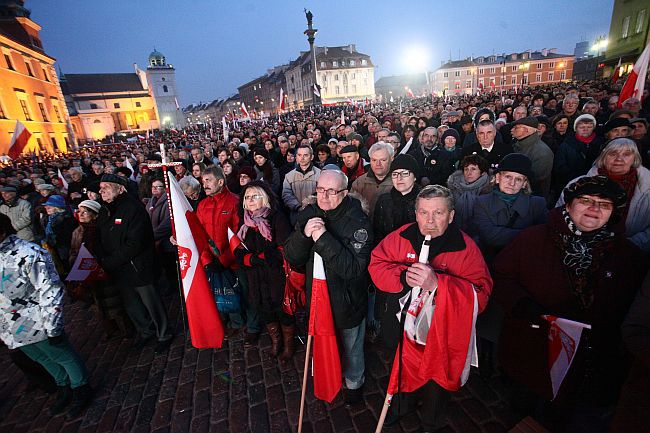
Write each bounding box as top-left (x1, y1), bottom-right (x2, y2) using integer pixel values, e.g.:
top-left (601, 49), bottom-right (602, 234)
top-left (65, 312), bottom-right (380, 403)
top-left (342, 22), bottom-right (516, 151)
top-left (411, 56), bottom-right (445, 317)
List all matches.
top-left (1, 78), bottom-right (650, 432)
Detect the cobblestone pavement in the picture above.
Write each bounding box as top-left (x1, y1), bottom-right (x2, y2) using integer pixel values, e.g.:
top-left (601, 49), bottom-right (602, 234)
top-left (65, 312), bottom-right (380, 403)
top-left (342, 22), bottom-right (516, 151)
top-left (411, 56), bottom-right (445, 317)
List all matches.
top-left (0, 295), bottom-right (523, 433)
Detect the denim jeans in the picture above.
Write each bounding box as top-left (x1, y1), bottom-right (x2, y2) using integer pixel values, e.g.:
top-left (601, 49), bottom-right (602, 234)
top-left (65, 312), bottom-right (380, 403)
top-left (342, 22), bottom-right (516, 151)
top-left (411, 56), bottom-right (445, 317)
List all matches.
top-left (340, 318), bottom-right (366, 390)
top-left (20, 337), bottom-right (88, 388)
top-left (228, 268), bottom-right (261, 333)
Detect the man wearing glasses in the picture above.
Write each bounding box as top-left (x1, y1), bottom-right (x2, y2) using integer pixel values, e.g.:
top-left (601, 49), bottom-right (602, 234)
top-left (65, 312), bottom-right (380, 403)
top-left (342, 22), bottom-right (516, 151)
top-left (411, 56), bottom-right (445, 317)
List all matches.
top-left (285, 169), bottom-right (373, 407)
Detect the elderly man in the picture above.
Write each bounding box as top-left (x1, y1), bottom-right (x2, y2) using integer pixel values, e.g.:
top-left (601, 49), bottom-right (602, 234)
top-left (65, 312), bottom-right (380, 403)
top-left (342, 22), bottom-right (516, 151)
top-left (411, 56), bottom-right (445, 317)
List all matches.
top-left (603, 117), bottom-right (634, 141)
top-left (285, 169), bottom-right (372, 407)
top-left (67, 168), bottom-right (87, 207)
top-left (369, 185), bottom-right (492, 432)
top-left (339, 145), bottom-right (367, 188)
top-left (511, 116), bottom-right (554, 200)
top-left (191, 147), bottom-right (213, 166)
top-left (282, 145), bottom-right (321, 225)
top-left (501, 105), bottom-right (528, 145)
top-left (351, 142), bottom-right (394, 217)
top-left (407, 126), bottom-right (437, 167)
top-left (96, 174), bottom-right (172, 352)
top-left (0, 185), bottom-right (34, 241)
top-left (561, 94), bottom-right (581, 131)
top-left (462, 120), bottom-right (513, 170)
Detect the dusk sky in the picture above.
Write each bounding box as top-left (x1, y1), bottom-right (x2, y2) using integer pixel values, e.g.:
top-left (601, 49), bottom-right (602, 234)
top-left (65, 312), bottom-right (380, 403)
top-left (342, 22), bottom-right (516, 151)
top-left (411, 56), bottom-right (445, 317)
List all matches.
top-left (32, 0), bottom-right (614, 106)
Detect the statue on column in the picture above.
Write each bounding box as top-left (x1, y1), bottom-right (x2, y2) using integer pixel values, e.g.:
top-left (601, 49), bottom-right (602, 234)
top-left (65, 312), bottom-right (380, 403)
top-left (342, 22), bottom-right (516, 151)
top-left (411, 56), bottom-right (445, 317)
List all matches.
top-left (305, 9), bottom-right (313, 27)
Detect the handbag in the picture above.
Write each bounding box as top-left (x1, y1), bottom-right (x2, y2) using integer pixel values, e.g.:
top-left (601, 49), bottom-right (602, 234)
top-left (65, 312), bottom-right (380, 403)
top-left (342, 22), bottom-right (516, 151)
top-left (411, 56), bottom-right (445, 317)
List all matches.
top-left (206, 262), bottom-right (241, 314)
top-left (282, 258), bottom-right (306, 316)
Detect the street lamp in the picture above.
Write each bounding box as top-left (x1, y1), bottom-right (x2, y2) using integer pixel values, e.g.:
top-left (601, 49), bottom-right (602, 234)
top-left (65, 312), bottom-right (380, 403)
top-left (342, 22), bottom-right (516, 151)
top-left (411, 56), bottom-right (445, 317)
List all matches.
top-left (403, 45), bottom-right (430, 93)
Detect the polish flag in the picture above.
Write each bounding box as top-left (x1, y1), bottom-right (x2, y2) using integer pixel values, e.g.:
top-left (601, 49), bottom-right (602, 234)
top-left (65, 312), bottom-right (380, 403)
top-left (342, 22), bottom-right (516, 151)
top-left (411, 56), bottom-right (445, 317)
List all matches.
top-left (313, 83), bottom-right (321, 98)
top-left (405, 87), bottom-right (415, 98)
top-left (544, 316), bottom-right (590, 399)
top-left (168, 172), bottom-right (224, 348)
top-left (7, 120), bottom-right (31, 159)
top-left (309, 253), bottom-right (342, 403)
top-left (222, 117), bottom-right (229, 143)
top-left (174, 97), bottom-right (180, 110)
top-left (611, 57), bottom-right (622, 84)
top-left (58, 168), bottom-right (69, 190)
top-left (124, 156), bottom-right (137, 181)
top-left (279, 88), bottom-right (286, 110)
top-left (240, 102), bottom-right (250, 119)
top-left (227, 227), bottom-right (245, 253)
top-left (618, 43), bottom-right (650, 108)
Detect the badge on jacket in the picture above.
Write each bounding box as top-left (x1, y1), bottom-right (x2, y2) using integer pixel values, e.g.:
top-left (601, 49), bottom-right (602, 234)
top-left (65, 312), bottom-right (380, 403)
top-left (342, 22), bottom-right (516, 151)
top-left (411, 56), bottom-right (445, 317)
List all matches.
top-left (114, 219), bottom-right (122, 225)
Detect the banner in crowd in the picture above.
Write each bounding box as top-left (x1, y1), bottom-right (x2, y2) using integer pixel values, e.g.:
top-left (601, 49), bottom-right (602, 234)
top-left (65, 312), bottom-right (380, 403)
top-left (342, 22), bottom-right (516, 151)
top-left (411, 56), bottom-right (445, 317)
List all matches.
top-left (66, 244), bottom-right (107, 282)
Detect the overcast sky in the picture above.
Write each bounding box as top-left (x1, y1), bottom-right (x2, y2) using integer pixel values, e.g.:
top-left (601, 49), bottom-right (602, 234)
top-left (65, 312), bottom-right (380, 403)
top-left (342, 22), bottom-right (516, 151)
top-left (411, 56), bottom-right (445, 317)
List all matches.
top-left (31, 0), bottom-right (614, 105)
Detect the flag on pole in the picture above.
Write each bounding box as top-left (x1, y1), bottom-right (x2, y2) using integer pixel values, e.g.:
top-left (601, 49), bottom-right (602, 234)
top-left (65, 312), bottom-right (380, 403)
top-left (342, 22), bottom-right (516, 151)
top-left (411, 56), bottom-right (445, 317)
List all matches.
top-left (240, 102), bottom-right (250, 119)
top-left (405, 87), bottom-right (415, 98)
top-left (390, 95), bottom-right (394, 103)
top-left (168, 172), bottom-right (224, 349)
top-left (279, 88), bottom-right (286, 110)
top-left (7, 120), bottom-right (31, 159)
top-left (222, 117), bottom-right (229, 142)
top-left (146, 129), bottom-right (150, 140)
top-left (313, 83), bottom-right (320, 97)
top-left (58, 168), bottom-right (69, 190)
top-left (66, 244), bottom-right (107, 282)
top-left (124, 156), bottom-right (137, 181)
top-left (618, 43), bottom-right (650, 107)
top-left (544, 316), bottom-right (590, 399)
top-left (227, 227), bottom-right (245, 253)
top-left (611, 57), bottom-right (622, 84)
top-left (309, 253), bottom-right (342, 403)
top-left (174, 97), bottom-right (180, 110)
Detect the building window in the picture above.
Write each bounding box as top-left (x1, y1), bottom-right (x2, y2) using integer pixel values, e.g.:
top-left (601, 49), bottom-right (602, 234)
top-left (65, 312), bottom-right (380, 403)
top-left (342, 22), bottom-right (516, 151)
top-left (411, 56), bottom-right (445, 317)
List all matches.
top-left (42, 66), bottom-right (50, 81)
top-left (501, 77), bottom-right (506, 85)
top-left (341, 60), bottom-right (346, 66)
top-left (479, 68), bottom-right (484, 74)
top-left (489, 67), bottom-right (495, 74)
top-left (52, 105), bottom-right (62, 122)
top-left (51, 137), bottom-right (58, 150)
top-left (443, 72), bottom-right (448, 78)
top-left (4, 53), bottom-right (14, 70)
top-left (350, 59), bottom-right (355, 66)
top-left (511, 75), bottom-right (517, 84)
top-left (511, 65), bottom-right (517, 72)
top-left (332, 61), bottom-right (338, 67)
top-left (38, 102), bottom-right (48, 121)
top-left (320, 61), bottom-right (326, 68)
top-left (19, 99), bottom-right (32, 120)
top-left (25, 61), bottom-right (34, 77)
top-left (334, 74), bottom-right (339, 81)
top-left (454, 71), bottom-right (460, 77)
top-left (536, 63), bottom-right (542, 69)
top-left (352, 85), bottom-right (357, 93)
top-left (361, 59), bottom-right (367, 65)
top-left (637, 9), bottom-right (646, 34)
top-left (522, 75), bottom-right (528, 84)
top-left (560, 71), bottom-right (566, 80)
top-left (466, 70), bottom-right (471, 75)
top-left (549, 62), bottom-right (555, 68)
top-left (548, 72), bottom-right (554, 81)
top-left (535, 73), bottom-right (541, 82)
top-left (335, 86), bottom-right (340, 95)
top-left (622, 16), bottom-right (631, 38)
top-left (90, 103), bottom-right (98, 109)
top-left (114, 103), bottom-right (120, 109)
top-left (0, 100), bottom-right (6, 119)
top-left (163, 85), bottom-right (168, 93)
top-left (466, 80), bottom-right (472, 88)
top-left (454, 82), bottom-right (461, 90)
top-left (344, 85), bottom-right (348, 93)
top-left (135, 101), bottom-right (141, 107)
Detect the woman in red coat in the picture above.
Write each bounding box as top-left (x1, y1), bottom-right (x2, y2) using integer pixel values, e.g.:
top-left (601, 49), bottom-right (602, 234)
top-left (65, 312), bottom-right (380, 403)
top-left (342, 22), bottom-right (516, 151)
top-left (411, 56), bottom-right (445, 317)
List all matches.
top-left (493, 175), bottom-right (648, 432)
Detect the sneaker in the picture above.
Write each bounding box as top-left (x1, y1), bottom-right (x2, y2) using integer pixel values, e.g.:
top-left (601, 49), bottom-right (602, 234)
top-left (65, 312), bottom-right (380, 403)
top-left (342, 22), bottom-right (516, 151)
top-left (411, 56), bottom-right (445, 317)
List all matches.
top-left (344, 387), bottom-right (363, 408)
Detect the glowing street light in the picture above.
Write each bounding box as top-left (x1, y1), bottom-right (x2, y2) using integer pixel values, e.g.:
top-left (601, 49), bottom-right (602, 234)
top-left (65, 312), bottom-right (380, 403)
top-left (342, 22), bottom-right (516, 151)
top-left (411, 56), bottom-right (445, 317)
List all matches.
top-left (403, 44), bottom-right (431, 89)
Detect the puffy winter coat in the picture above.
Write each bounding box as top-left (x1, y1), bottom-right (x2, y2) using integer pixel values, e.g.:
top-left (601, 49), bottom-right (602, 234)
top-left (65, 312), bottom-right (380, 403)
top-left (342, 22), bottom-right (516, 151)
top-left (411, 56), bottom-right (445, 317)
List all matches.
top-left (350, 170), bottom-right (393, 218)
top-left (195, 187), bottom-right (240, 269)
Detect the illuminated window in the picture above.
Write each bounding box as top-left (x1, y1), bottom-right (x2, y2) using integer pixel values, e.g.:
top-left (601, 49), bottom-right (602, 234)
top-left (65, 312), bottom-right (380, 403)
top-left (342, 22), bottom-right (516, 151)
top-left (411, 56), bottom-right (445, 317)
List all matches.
top-left (622, 16), bottom-right (630, 38)
top-left (38, 102), bottom-right (48, 121)
top-left (19, 99), bottom-right (32, 120)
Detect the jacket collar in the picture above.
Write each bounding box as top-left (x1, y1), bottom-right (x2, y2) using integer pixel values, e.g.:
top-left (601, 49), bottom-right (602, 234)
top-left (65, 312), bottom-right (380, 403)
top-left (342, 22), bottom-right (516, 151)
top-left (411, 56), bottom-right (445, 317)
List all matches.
top-left (399, 222), bottom-right (466, 259)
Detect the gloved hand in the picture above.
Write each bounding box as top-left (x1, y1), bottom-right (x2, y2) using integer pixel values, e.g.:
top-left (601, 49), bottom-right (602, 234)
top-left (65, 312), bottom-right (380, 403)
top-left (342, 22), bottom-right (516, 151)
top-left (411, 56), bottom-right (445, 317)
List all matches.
top-left (263, 246), bottom-right (282, 266)
top-left (511, 297), bottom-right (546, 324)
top-left (48, 334), bottom-right (66, 346)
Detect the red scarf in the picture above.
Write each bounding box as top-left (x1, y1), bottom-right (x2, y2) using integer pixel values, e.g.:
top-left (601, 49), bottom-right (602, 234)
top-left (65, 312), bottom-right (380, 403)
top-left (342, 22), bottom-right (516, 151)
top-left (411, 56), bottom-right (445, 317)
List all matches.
top-left (599, 167), bottom-right (638, 221)
top-left (575, 132), bottom-right (596, 145)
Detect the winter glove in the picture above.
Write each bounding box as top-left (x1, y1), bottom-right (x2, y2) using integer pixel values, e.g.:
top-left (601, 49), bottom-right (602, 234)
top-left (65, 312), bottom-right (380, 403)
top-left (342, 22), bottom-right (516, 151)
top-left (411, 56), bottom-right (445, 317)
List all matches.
top-left (48, 334), bottom-right (66, 346)
top-left (263, 246), bottom-right (282, 267)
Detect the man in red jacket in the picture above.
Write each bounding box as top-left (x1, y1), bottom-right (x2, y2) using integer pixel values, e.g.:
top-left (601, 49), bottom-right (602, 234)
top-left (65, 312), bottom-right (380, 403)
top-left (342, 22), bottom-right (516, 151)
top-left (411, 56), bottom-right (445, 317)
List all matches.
top-left (196, 165), bottom-right (260, 346)
top-left (369, 185), bottom-right (492, 433)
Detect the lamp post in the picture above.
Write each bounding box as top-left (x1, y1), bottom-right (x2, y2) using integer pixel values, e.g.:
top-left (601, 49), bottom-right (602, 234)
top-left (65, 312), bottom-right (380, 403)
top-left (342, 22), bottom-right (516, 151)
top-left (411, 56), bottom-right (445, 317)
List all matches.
top-left (304, 9), bottom-right (321, 106)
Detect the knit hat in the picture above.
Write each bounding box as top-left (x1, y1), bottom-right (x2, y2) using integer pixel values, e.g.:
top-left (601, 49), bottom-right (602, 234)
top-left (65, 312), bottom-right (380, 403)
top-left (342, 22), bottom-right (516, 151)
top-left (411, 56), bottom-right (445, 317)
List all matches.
top-left (603, 117), bottom-right (634, 134)
top-left (253, 147), bottom-right (270, 160)
top-left (460, 115), bottom-right (473, 125)
top-left (511, 116), bottom-right (539, 129)
top-left (390, 154), bottom-right (420, 178)
top-left (78, 199), bottom-right (101, 214)
top-left (328, 138), bottom-right (338, 144)
top-left (440, 128), bottom-right (460, 144)
top-left (43, 194), bottom-right (66, 209)
top-left (563, 175), bottom-right (627, 222)
top-left (100, 173), bottom-right (128, 187)
top-left (238, 166), bottom-right (257, 180)
top-left (496, 153), bottom-right (533, 181)
top-left (573, 114), bottom-right (597, 130)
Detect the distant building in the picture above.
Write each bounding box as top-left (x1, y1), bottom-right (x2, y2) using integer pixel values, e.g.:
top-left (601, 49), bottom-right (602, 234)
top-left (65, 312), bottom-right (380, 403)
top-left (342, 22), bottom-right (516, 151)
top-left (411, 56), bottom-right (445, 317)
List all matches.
top-left (375, 74), bottom-right (429, 100)
top-left (0, 0), bottom-right (73, 155)
top-left (238, 65), bottom-right (288, 116)
top-left (184, 94), bottom-right (241, 127)
top-left (431, 49), bottom-right (574, 96)
top-left (574, 41), bottom-right (591, 60)
top-left (143, 50), bottom-right (186, 129)
top-left (285, 44), bottom-right (375, 109)
top-left (603, 0), bottom-right (649, 78)
top-left (572, 55), bottom-right (605, 81)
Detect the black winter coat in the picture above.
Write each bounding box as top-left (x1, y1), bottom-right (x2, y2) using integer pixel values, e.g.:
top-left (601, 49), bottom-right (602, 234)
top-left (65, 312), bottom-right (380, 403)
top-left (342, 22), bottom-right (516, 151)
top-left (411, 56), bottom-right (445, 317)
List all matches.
top-left (553, 133), bottom-right (605, 192)
top-left (373, 186), bottom-right (420, 243)
top-left (96, 192), bottom-right (156, 287)
top-left (285, 196), bottom-right (372, 329)
top-left (461, 141), bottom-right (514, 171)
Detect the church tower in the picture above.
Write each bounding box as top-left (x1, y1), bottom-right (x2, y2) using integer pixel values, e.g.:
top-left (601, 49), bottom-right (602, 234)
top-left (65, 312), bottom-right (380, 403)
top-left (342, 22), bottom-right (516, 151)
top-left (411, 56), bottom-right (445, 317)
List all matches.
top-left (144, 49), bottom-right (185, 129)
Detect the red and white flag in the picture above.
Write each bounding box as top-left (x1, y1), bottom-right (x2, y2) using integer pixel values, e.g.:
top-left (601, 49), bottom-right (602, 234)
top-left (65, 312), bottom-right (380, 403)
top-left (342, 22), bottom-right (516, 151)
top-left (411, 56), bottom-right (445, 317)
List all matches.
top-left (8, 120), bottom-right (31, 159)
top-left (124, 156), bottom-right (136, 181)
top-left (222, 117), bottom-right (229, 143)
top-left (309, 253), bottom-right (342, 403)
top-left (58, 168), bottom-right (69, 190)
top-left (227, 227), bottom-right (245, 253)
top-left (240, 102), bottom-right (250, 119)
top-left (168, 172), bottom-right (224, 348)
top-left (611, 57), bottom-right (622, 84)
top-left (405, 87), bottom-right (415, 98)
top-left (279, 88), bottom-right (286, 111)
top-left (544, 316), bottom-right (590, 399)
top-left (619, 43), bottom-right (650, 107)
top-left (66, 244), bottom-right (107, 282)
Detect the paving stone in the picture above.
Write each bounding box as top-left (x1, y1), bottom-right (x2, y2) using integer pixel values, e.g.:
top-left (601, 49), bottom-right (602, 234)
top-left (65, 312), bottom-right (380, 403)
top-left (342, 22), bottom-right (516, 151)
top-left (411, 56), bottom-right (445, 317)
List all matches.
top-left (190, 414), bottom-right (210, 433)
top-left (229, 399), bottom-right (249, 433)
top-left (173, 382), bottom-right (194, 411)
top-left (151, 399), bottom-right (174, 430)
top-left (169, 410), bottom-right (192, 433)
top-left (209, 420), bottom-right (229, 433)
top-left (461, 398), bottom-right (492, 423)
top-left (194, 368), bottom-right (211, 391)
top-left (266, 384), bottom-right (285, 414)
top-left (231, 375), bottom-right (247, 401)
top-left (247, 365), bottom-right (264, 384)
top-left (211, 392), bottom-right (229, 423)
top-left (249, 403), bottom-right (270, 433)
top-left (95, 405), bottom-right (121, 432)
top-left (329, 406), bottom-right (354, 432)
top-left (122, 385), bottom-right (145, 408)
top-left (193, 389), bottom-right (211, 417)
top-left (269, 411), bottom-right (292, 433)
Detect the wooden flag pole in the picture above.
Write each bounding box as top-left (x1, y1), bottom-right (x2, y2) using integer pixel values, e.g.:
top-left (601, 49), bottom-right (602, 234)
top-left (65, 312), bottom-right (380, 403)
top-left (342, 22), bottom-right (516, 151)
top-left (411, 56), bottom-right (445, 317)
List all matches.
top-left (297, 334), bottom-right (313, 433)
top-left (374, 392), bottom-right (393, 433)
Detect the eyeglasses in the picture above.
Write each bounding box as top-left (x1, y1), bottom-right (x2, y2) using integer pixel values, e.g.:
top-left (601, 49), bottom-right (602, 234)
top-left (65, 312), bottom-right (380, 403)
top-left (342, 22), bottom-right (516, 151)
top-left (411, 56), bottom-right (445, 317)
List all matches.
top-left (244, 194), bottom-right (263, 201)
top-left (575, 197), bottom-right (614, 211)
top-left (152, 185), bottom-right (165, 189)
top-left (315, 187), bottom-right (346, 196)
top-left (391, 170), bottom-right (412, 179)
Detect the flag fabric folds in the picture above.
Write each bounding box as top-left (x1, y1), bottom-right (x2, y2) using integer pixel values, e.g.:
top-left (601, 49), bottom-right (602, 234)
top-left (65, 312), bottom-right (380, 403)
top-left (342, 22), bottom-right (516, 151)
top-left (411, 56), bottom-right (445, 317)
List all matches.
top-left (279, 88), bottom-right (286, 110)
top-left (168, 171), bottom-right (224, 349)
top-left (619, 43), bottom-right (650, 107)
top-left (240, 103), bottom-right (250, 119)
top-left (313, 83), bottom-right (320, 97)
top-left (309, 253), bottom-right (342, 403)
top-left (66, 243), bottom-right (107, 282)
top-left (611, 57), bottom-right (622, 84)
top-left (8, 120), bottom-right (31, 159)
top-left (58, 168), bottom-right (69, 190)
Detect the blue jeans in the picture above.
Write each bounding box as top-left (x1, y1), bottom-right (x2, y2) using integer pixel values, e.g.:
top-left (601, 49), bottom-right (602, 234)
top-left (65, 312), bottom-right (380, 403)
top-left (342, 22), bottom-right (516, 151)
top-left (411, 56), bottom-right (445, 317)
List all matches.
top-left (229, 268), bottom-right (261, 333)
top-left (340, 318), bottom-right (366, 390)
top-left (20, 337), bottom-right (88, 388)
